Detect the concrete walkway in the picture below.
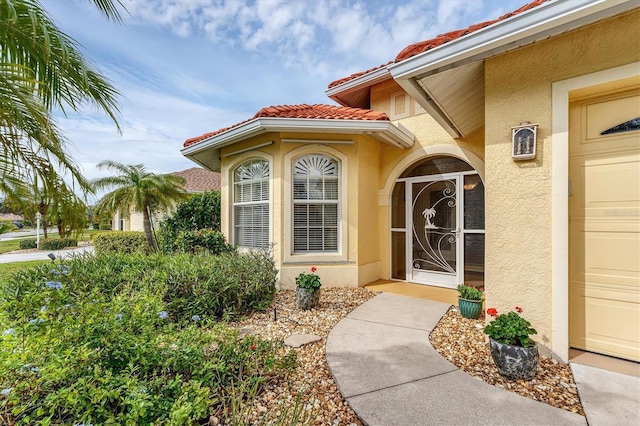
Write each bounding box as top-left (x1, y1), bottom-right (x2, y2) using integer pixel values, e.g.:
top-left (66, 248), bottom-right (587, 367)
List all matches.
top-left (326, 293), bottom-right (639, 425)
top-left (0, 246), bottom-right (94, 263)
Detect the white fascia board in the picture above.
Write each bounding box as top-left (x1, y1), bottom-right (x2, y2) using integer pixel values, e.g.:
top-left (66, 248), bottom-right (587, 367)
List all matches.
top-left (390, 0), bottom-right (638, 80)
top-left (181, 118), bottom-right (265, 156)
top-left (180, 117), bottom-right (415, 156)
top-left (325, 66), bottom-right (391, 98)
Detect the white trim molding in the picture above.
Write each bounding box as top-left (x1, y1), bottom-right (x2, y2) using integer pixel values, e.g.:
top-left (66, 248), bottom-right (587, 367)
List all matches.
top-left (379, 145), bottom-right (485, 206)
top-left (551, 61), bottom-right (640, 362)
top-left (182, 117), bottom-right (415, 171)
top-left (283, 145), bottom-right (349, 264)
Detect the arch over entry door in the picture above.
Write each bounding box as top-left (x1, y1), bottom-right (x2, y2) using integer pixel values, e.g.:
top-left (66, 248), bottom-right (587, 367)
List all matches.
top-left (391, 156), bottom-right (485, 289)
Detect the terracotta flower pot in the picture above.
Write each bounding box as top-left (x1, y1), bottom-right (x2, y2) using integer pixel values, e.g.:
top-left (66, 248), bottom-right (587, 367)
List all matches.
top-left (296, 287), bottom-right (320, 310)
top-left (458, 297), bottom-right (483, 319)
top-left (488, 338), bottom-right (539, 380)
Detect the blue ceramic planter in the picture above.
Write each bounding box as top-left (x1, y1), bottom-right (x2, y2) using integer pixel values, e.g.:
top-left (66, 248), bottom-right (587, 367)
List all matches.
top-left (458, 297), bottom-right (483, 319)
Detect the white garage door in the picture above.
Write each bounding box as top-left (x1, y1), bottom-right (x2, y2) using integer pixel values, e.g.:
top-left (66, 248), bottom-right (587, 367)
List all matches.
top-left (569, 87), bottom-right (640, 361)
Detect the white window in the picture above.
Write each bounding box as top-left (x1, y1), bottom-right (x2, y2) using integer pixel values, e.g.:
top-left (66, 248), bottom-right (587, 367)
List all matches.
top-left (233, 159), bottom-right (269, 249)
top-left (293, 154), bottom-right (339, 253)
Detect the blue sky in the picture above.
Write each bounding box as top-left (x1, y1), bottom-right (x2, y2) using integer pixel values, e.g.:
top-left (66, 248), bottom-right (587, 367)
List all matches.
top-left (43, 0), bottom-right (528, 200)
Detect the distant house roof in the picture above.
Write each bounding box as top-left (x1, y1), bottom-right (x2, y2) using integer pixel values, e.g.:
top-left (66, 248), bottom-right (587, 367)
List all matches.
top-left (183, 104), bottom-right (389, 148)
top-left (172, 167), bottom-right (220, 192)
top-left (326, 0), bottom-right (548, 92)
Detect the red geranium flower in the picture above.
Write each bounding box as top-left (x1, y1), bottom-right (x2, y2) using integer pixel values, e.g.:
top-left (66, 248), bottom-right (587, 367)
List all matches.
top-left (515, 306), bottom-right (523, 313)
top-left (487, 308), bottom-right (498, 317)
top-left (311, 267), bottom-right (317, 273)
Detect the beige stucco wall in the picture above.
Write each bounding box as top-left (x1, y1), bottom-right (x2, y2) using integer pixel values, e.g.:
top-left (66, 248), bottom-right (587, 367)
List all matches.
top-left (219, 132), bottom-right (386, 289)
top-left (370, 79), bottom-right (486, 282)
top-left (484, 10), bottom-right (639, 356)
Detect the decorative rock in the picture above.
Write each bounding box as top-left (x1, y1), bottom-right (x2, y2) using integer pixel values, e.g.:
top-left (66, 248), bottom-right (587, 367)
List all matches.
top-left (285, 333), bottom-right (322, 348)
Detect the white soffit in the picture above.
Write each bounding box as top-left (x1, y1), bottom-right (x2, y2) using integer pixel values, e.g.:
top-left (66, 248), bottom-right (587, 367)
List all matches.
top-left (418, 61), bottom-right (485, 137)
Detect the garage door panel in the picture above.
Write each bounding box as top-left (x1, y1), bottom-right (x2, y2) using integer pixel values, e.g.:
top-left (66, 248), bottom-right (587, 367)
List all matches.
top-left (569, 286), bottom-right (640, 361)
top-left (584, 230), bottom-right (640, 277)
top-left (585, 95), bottom-right (640, 142)
top-left (570, 224), bottom-right (640, 283)
top-left (569, 154), bottom-right (640, 215)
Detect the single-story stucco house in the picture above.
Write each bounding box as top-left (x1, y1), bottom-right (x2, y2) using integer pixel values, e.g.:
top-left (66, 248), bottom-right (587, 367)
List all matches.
top-left (181, 0), bottom-right (639, 364)
top-left (112, 167), bottom-right (221, 231)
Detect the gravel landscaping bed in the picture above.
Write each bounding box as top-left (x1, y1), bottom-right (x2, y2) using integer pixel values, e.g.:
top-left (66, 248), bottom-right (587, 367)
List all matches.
top-left (229, 290), bottom-right (584, 424)
top-left (429, 307), bottom-right (585, 416)
top-left (229, 287), bottom-right (377, 425)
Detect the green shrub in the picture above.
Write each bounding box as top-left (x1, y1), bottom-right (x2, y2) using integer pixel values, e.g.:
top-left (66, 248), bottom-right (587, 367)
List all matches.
top-left (164, 250), bottom-right (278, 321)
top-left (40, 238), bottom-right (77, 250)
top-left (93, 231), bottom-right (149, 255)
top-left (172, 229), bottom-right (234, 255)
top-left (0, 221), bottom-right (13, 234)
top-left (0, 254), bottom-right (293, 425)
top-left (99, 222), bottom-right (112, 230)
top-left (18, 239), bottom-right (37, 250)
top-left (158, 191), bottom-right (221, 253)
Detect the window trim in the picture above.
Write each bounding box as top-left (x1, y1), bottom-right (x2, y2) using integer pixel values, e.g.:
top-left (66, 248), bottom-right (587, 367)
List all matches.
top-left (284, 146), bottom-right (348, 263)
top-left (230, 154), bottom-right (272, 250)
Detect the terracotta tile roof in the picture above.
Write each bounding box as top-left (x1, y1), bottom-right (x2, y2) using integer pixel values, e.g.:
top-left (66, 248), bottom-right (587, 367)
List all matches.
top-left (183, 104), bottom-right (389, 148)
top-left (395, 0), bottom-right (548, 61)
top-left (327, 61), bottom-right (393, 89)
top-left (171, 167), bottom-right (220, 192)
top-left (327, 0), bottom-right (549, 89)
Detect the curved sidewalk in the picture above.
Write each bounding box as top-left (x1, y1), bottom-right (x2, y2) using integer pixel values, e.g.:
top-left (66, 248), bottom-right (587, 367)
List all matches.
top-left (326, 293), bottom-right (586, 425)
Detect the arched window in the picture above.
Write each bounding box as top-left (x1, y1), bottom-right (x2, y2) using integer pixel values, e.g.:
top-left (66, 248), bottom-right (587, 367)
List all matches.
top-left (233, 159), bottom-right (269, 249)
top-left (293, 154), bottom-right (339, 252)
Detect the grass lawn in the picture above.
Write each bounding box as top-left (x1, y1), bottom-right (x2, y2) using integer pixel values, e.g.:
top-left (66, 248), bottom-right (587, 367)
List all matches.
top-left (0, 239), bottom-right (21, 254)
top-left (0, 260), bottom-right (49, 281)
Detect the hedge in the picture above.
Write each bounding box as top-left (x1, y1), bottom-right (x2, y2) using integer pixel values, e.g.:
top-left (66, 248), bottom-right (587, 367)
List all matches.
top-left (92, 231), bottom-right (149, 255)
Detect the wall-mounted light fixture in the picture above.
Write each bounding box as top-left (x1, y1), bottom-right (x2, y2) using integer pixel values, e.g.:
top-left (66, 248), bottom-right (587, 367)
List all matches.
top-left (511, 121), bottom-right (538, 161)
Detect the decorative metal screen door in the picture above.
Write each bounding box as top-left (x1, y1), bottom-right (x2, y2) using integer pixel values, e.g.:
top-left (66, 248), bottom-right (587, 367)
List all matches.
top-left (407, 176), bottom-right (462, 286)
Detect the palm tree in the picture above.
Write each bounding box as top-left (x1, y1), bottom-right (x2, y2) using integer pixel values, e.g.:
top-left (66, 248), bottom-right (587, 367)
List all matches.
top-left (0, 0), bottom-right (124, 202)
top-left (92, 161), bottom-right (188, 251)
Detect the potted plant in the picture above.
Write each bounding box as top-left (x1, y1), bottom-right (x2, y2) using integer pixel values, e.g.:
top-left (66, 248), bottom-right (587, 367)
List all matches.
top-left (457, 284), bottom-right (483, 319)
top-left (484, 306), bottom-right (539, 380)
top-left (295, 267), bottom-right (321, 310)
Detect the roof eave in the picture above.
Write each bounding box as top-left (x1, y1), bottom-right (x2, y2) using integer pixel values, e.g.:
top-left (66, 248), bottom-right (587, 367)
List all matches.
top-left (389, 0), bottom-right (639, 138)
top-left (181, 117), bottom-right (415, 167)
top-left (325, 67), bottom-right (392, 106)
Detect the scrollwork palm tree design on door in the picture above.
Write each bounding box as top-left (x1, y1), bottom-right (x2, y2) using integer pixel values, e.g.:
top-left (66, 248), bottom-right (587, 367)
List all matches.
top-left (412, 179), bottom-right (458, 275)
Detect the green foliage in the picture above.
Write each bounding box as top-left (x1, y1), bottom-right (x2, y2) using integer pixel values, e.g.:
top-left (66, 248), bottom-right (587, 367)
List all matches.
top-left (163, 190), bottom-right (221, 232)
top-left (295, 267), bottom-right (321, 291)
top-left (484, 308), bottom-right (538, 347)
top-left (93, 231), bottom-right (149, 255)
top-left (0, 221), bottom-right (13, 234)
top-left (164, 250), bottom-right (278, 321)
top-left (0, 0), bottom-right (122, 209)
top-left (92, 161), bottom-right (189, 252)
top-left (40, 238), bottom-right (77, 250)
top-left (457, 284), bottom-right (483, 301)
top-left (0, 253), bottom-right (292, 425)
top-left (158, 191), bottom-right (222, 253)
top-left (171, 229), bottom-right (234, 255)
top-left (18, 239), bottom-right (37, 250)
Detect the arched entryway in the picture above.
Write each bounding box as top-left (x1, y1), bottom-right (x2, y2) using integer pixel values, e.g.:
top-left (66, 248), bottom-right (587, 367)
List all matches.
top-left (390, 156), bottom-right (485, 289)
